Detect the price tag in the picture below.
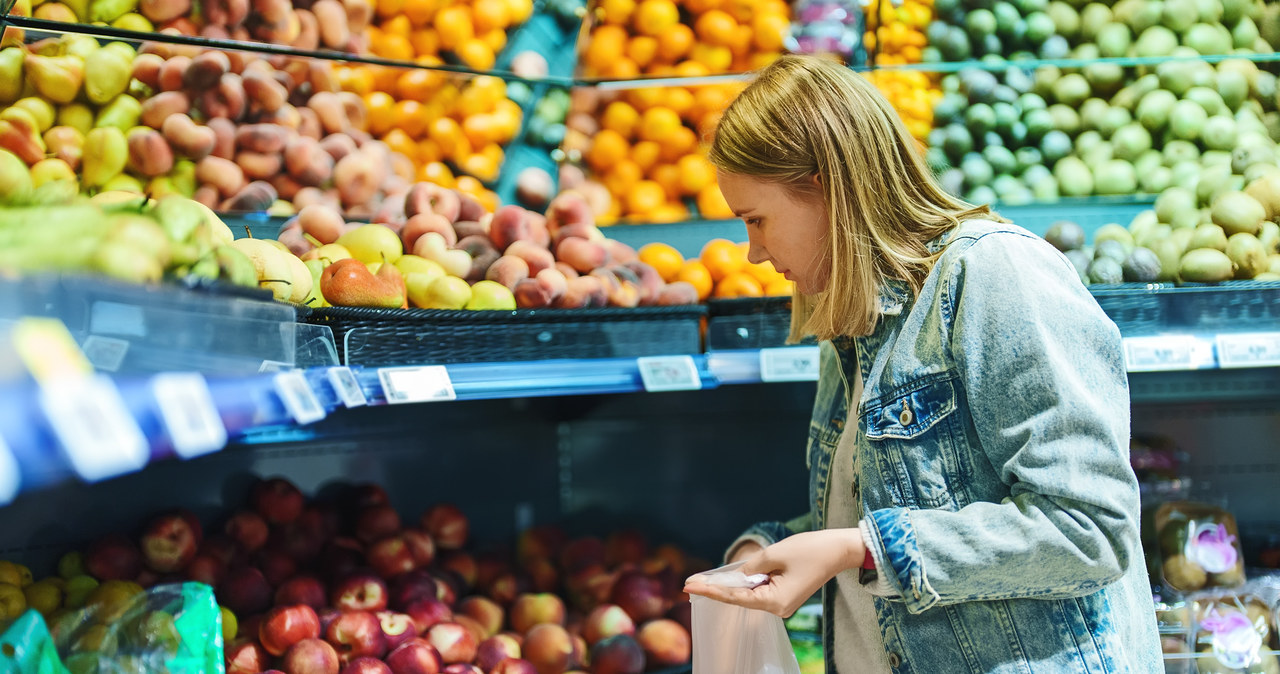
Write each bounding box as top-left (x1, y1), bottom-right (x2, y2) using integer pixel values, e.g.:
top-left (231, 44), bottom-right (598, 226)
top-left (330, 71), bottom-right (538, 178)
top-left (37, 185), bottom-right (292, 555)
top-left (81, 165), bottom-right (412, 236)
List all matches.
top-left (1122, 336), bottom-right (1196, 372)
top-left (259, 360), bottom-right (293, 373)
top-left (274, 371), bottom-right (326, 424)
top-left (0, 433), bottom-right (19, 505)
top-left (328, 367), bottom-right (367, 407)
top-left (637, 356), bottom-right (702, 392)
top-left (378, 366), bottom-right (456, 404)
top-left (152, 373), bottom-right (227, 458)
top-left (1216, 333), bottom-right (1280, 369)
top-left (759, 346), bottom-right (821, 382)
top-left (40, 375), bottom-right (149, 482)
top-left (82, 335), bottom-right (130, 372)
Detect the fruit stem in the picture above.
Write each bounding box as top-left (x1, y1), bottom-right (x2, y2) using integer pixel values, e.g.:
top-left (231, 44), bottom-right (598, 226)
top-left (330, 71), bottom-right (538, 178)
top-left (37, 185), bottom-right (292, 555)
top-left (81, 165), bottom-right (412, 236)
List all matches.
top-left (303, 233), bottom-right (323, 247)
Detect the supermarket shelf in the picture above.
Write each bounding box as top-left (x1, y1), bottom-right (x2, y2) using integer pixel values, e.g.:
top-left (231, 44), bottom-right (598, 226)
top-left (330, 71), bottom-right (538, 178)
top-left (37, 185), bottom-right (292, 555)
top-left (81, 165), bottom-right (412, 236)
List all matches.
top-left (879, 50), bottom-right (1280, 73)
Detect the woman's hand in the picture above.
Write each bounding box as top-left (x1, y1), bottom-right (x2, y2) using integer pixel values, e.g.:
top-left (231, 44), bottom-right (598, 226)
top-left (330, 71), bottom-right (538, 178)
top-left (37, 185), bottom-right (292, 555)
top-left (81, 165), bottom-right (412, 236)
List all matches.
top-left (684, 528), bottom-right (866, 618)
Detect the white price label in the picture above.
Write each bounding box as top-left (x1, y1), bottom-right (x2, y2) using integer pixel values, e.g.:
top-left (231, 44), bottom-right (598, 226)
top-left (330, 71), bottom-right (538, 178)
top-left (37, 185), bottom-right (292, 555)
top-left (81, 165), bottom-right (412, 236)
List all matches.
top-left (1123, 336), bottom-right (1196, 372)
top-left (759, 346), bottom-right (821, 382)
top-left (274, 371), bottom-right (326, 424)
top-left (1216, 333), bottom-right (1280, 369)
top-left (152, 373), bottom-right (227, 459)
top-left (637, 356), bottom-right (702, 392)
top-left (40, 375), bottom-right (149, 482)
top-left (81, 336), bottom-right (130, 372)
top-left (0, 433), bottom-right (19, 505)
top-left (259, 360), bottom-right (293, 373)
top-left (379, 366), bottom-right (456, 404)
top-left (328, 367), bottom-right (367, 407)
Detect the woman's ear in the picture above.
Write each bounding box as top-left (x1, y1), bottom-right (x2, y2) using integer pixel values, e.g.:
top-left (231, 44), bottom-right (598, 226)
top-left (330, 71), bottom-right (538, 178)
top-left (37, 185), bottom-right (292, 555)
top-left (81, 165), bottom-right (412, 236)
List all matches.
top-left (810, 173), bottom-right (822, 189)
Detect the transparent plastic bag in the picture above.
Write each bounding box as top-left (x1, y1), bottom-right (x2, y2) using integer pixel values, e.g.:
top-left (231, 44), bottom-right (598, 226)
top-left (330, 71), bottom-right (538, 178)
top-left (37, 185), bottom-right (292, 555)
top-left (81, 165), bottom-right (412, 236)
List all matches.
top-left (689, 562), bottom-right (801, 674)
top-left (1156, 501), bottom-right (1247, 595)
top-left (0, 610), bottom-right (69, 674)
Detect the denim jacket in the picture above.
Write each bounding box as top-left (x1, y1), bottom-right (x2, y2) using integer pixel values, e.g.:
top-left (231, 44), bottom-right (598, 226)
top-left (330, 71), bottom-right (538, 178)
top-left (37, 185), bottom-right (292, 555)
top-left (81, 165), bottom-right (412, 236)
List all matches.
top-left (737, 220), bottom-right (1163, 673)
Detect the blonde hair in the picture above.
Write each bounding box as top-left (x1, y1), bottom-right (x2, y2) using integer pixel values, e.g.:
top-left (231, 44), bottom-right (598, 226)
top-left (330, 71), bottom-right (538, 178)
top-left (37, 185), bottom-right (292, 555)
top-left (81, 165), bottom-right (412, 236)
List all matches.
top-left (708, 54), bottom-right (1000, 342)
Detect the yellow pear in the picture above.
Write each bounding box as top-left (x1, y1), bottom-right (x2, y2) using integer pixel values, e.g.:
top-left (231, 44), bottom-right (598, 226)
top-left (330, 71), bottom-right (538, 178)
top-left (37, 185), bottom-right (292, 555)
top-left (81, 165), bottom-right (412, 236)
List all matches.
top-left (283, 250), bottom-right (311, 304)
top-left (230, 238), bottom-right (292, 301)
top-left (335, 224), bottom-right (403, 265)
top-left (301, 243), bottom-right (352, 264)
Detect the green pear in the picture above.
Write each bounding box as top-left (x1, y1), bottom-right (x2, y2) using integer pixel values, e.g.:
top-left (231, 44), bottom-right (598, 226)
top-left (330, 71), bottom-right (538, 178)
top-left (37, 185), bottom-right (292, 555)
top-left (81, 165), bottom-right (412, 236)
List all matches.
top-left (283, 251), bottom-right (312, 304)
top-left (94, 94), bottom-right (141, 132)
top-left (0, 149), bottom-right (33, 205)
top-left (84, 47), bottom-right (132, 105)
top-left (302, 258), bottom-right (329, 307)
top-left (335, 224), bottom-right (403, 265)
top-left (82, 126), bottom-right (127, 188)
top-left (213, 244), bottom-right (258, 287)
top-left (0, 48), bottom-right (24, 104)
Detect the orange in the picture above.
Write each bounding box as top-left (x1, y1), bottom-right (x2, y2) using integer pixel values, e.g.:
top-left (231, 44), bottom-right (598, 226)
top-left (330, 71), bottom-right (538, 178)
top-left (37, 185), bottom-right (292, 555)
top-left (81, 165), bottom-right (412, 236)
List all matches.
top-left (375, 0), bottom-right (404, 20)
top-left (713, 271), bottom-right (763, 298)
top-left (601, 101), bottom-right (640, 138)
top-left (337, 67), bottom-right (375, 96)
top-left (639, 242), bottom-right (685, 282)
top-left (721, 0), bottom-right (754, 22)
top-left (658, 125), bottom-right (698, 162)
top-left (690, 43), bottom-right (732, 72)
top-left (600, 0), bottom-right (635, 25)
top-left (625, 87), bottom-right (665, 112)
top-left (633, 0), bottom-right (679, 36)
top-left (656, 23), bottom-right (694, 62)
top-left (480, 28), bottom-right (507, 52)
top-left (394, 99), bottom-right (430, 138)
top-left (650, 163), bottom-right (683, 200)
top-left (744, 259), bottom-right (782, 286)
top-left (728, 23), bottom-right (754, 57)
top-left (676, 154), bottom-right (714, 196)
top-left (481, 142), bottom-right (504, 166)
top-left (382, 128), bottom-right (419, 162)
top-left (418, 160), bottom-right (455, 187)
top-left (409, 28), bottom-right (440, 55)
top-left (677, 259), bottom-right (713, 300)
top-left (693, 9), bottom-right (736, 46)
top-left (473, 0), bottom-right (510, 32)
top-left (456, 38), bottom-right (496, 70)
top-left (398, 69), bottom-right (440, 101)
top-left (461, 152), bottom-right (500, 182)
top-left (469, 75), bottom-right (507, 106)
top-left (365, 91), bottom-right (397, 136)
top-left (461, 113), bottom-right (497, 146)
top-left (752, 12), bottom-right (787, 51)
top-left (604, 58), bottom-right (641, 80)
top-left (672, 59), bottom-right (711, 78)
top-left (625, 180), bottom-right (668, 215)
top-left (418, 138), bottom-right (442, 163)
top-left (372, 33), bottom-right (414, 61)
top-left (370, 65), bottom-right (404, 96)
top-left (692, 84), bottom-right (736, 120)
top-left (764, 279), bottom-right (793, 296)
top-left (697, 183), bottom-right (734, 219)
top-left (700, 238), bottom-right (746, 282)
top-left (584, 25), bottom-right (628, 75)
top-left (682, 0), bottom-right (720, 14)
top-left (630, 140), bottom-right (661, 173)
top-left (433, 6), bottom-right (474, 50)
top-left (428, 116), bottom-right (463, 154)
top-left (638, 106), bottom-right (682, 143)
top-left (504, 0), bottom-right (534, 24)
top-left (403, 0), bottom-right (440, 26)
top-left (603, 160), bottom-right (643, 196)
top-left (382, 14), bottom-right (413, 37)
top-left (586, 129), bottom-right (629, 172)
top-left (664, 87), bottom-right (695, 119)
top-left (626, 36), bottom-right (659, 69)
top-left (648, 202), bottom-right (690, 223)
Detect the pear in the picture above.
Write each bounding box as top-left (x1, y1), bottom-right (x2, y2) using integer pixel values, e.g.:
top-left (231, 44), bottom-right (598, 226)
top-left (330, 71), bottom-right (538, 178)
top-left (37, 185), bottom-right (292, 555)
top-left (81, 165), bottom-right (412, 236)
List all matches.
top-left (88, 0), bottom-right (137, 22)
top-left (320, 258), bottom-right (406, 308)
top-left (413, 232), bottom-right (471, 278)
top-left (153, 195), bottom-right (205, 242)
top-left (414, 275), bottom-right (471, 310)
top-left (99, 174), bottom-right (145, 193)
top-left (395, 255), bottom-right (445, 284)
top-left (0, 48), bottom-right (24, 104)
top-left (57, 103), bottom-right (94, 134)
top-left (29, 157), bottom-right (75, 187)
top-left (0, 149), bottom-right (33, 205)
top-left (27, 179), bottom-right (79, 206)
top-left (23, 54), bottom-right (84, 104)
top-left (94, 94), bottom-right (141, 132)
top-left (84, 48), bottom-right (132, 105)
top-left (82, 126), bottom-right (127, 188)
top-left (104, 213), bottom-right (171, 266)
top-left (336, 224), bottom-right (403, 265)
top-left (93, 239), bottom-right (162, 283)
top-left (0, 117), bottom-right (45, 165)
top-left (301, 243), bottom-right (352, 264)
top-left (302, 258), bottom-right (329, 307)
top-left (230, 237), bottom-right (293, 301)
top-left (283, 251), bottom-right (312, 304)
top-left (213, 244), bottom-right (258, 287)
top-left (11, 97), bottom-right (54, 132)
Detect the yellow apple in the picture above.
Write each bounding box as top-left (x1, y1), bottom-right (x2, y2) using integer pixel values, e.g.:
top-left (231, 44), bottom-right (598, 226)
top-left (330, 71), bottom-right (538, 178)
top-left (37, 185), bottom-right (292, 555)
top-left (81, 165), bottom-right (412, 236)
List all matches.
top-left (466, 280), bottom-right (516, 310)
top-left (412, 275), bottom-right (471, 309)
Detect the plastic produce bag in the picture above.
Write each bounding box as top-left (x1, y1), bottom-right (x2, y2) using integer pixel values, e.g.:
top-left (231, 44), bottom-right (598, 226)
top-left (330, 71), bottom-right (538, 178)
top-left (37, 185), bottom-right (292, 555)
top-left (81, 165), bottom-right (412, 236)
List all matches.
top-left (689, 562), bottom-right (801, 674)
top-left (0, 610), bottom-right (70, 674)
top-left (1189, 592), bottom-right (1280, 673)
top-left (1156, 501), bottom-right (1247, 594)
top-left (49, 582), bottom-right (223, 674)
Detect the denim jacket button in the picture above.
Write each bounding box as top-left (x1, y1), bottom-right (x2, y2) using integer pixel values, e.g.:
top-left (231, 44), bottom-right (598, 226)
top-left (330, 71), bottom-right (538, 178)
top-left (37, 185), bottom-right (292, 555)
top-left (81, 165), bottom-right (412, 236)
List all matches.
top-left (899, 406), bottom-right (913, 426)
top-left (888, 652), bottom-right (901, 668)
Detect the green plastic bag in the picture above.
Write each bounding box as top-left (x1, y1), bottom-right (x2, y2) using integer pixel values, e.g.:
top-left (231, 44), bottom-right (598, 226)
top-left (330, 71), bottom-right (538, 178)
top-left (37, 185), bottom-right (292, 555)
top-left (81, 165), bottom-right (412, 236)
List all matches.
top-left (0, 610), bottom-right (71, 674)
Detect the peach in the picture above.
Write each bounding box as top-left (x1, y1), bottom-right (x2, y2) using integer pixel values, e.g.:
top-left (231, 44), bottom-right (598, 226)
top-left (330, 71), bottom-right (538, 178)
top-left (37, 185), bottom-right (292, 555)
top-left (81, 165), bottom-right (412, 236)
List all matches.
top-left (390, 153), bottom-right (415, 184)
top-left (534, 268), bottom-right (567, 304)
top-left (575, 182), bottom-right (612, 218)
top-left (293, 186), bottom-right (333, 211)
top-left (552, 262), bottom-right (578, 280)
top-left (455, 190), bottom-right (486, 222)
top-left (207, 117), bottom-right (237, 159)
top-left (456, 235), bottom-right (500, 283)
top-left (339, 94), bottom-right (366, 135)
top-left (555, 238), bottom-right (608, 274)
top-left (546, 193), bottom-right (595, 236)
top-left (582, 605), bottom-right (634, 646)
top-left (489, 205), bottom-right (530, 252)
top-left (559, 538), bottom-right (606, 573)
top-left (184, 50), bottom-right (230, 90)
top-left (405, 598), bottom-right (453, 635)
top-left (505, 240), bottom-right (555, 275)
top-left (161, 113), bottom-right (215, 161)
top-left (309, 92), bottom-right (349, 136)
top-left (452, 221), bottom-right (487, 241)
top-left (515, 166), bottom-right (553, 211)
top-left (622, 261), bottom-right (664, 305)
top-left (605, 240), bottom-right (637, 265)
top-left (485, 572), bottom-right (523, 606)
top-left (588, 635), bottom-right (643, 674)
top-left (131, 53), bottom-right (164, 90)
top-left (193, 185), bottom-right (220, 208)
top-left (457, 597), bottom-right (502, 639)
top-left (293, 8), bottom-right (320, 50)
top-left (528, 213), bottom-right (551, 248)
top-left (222, 180), bottom-right (277, 212)
top-left (558, 164), bottom-right (585, 191)
top-left (401, 213), bottom-right (456, 251)
top-left (522, 625), bottom-right (573, 674)
top-left (609, 572), bottom-right (664, 623)
top-left (320, 133), bottom-right (358, 162)
top-left (196, 155), bottom-right (246, 198)
top-left (440, 666), bottom-right (481, 674)
top-left (402, 529), bottom-right (436, 568)
top-left (491, 659), bottom-right (537, 674)
top-left (343, 0), bottom-right (372, 32)
top-left (373, 191), bottom-right (408, 228)
top-left (126, 128), bottom-right (174, 177)
top-left (425, 623), bottom-right (477, 665)
top-left (656, 281), bottom-right (698, 306)
top-left (285, 136), bottom-right (335, 186)
top-left (206, 0), bottom-right (249, 27)
top-left (405, 182), bottom-right (460, 222)
top-left (140, 90), bottom-right (190, 129)
top-left (485, 255), bottom-right (529, 291)
top-left (236, 151), bottom-right (283, 180)
top-left (156, 54), bottom-right (190, 91)
top-left (237, 123), bottom-right (290, 154)
top-left (272, 173), bottom-right (304, 201)
top-left (199, 73), bottom-right (246, 121)
top-left (298, 106), bottom-right (323, 140)
top-left (312, 62), bottom-right (342, 96)
top-left (264, 104), bottom-right (303, 130)
top-left (225, 49), bottom-right (250, 74)
top-left (510, 594), bottom-right (565, 634)
top-left (475, 635), bottom-right (521, 672)
top-left (636, 619), bottom-right (688, 666)
top-left (251, 0), bottom-right (290, 23)
top-left (299, 204), bottom-right (344, 245)
top-left (334, 151), bottom-right (381, 207)
top-left (514, 279), bottom-right (552, 309)
top-left (524, 557), bottom-right (558, 594)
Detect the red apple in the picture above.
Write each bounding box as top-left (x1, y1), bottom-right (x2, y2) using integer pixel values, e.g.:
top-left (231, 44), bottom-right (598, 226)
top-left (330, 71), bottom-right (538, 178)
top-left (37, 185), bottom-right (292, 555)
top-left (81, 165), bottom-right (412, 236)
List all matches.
top-left (221, 566), bottom-right (273, 615)
top-left (522, 624), bottom-right (573, 674)
top-left (377, 611), bottom-right (418, 650)
top-left (261, 604), bottom-right (322, 656)
top-left (259, 548), bottom-right (300, 586)
top-left (325, 610), bottom-right (386, 663)
top-left (253, 477), bottom-right (305, 525)
top-left (283, 638), bottom-right (340, 674)
top-left (432, 574), bottom-right (459, 607)
top-left (588, 635), bottom-right (643, 674)
top-left (274, 523), bottom-right (326, 564)
top-left (604, 532), bottom-right (648, 568)
top-left (350, 483), bottom-right (390, 509)
top-left (402, 529), bottom-right (436, 568)
top-left (356, 506), bottom-right (402, 545)
top-left (385, 638), bottom-right (443, 674)
top-left (475, 553), bottom-right (510, 589)
top-left (582, 605), bottom-right (634, 645)
top-left (226, 639), bottom-right (269, 674)
top-left (516, 526), bottom-right (566, 565)
top-left (322, 539), bottom-right (366, 582)
top-left (141, 512), bottom-right (200, 573)
top-left (318, 608), bottom-right (342, 634)
top-left (636, 619), bottom-right (689, 666)
top-left (510, 594), bottom-right (565, 634)
top-left (340, 657), bottom-right (392, 674)
top-left (440, 666), bottom-right (481, 674)
top-left (492, 659), bottom-right (538, 674)
top-left (390, 570), bottom-right (438, 610)
top-left (425, 622), bottom-right (478, 664)
top-left (475, 634), bottom-right (521, 672)
top-left (85, 534), bottom-right (144, 581)
top-left (420, 505), bottom-right (468, 550)
top-left (457, 596), bottom-right (503, 638)
top-left (609, 573), bottom-right (664, 623)
top-left (486, 572), bottom-right (522, 606)
top-left (225, 511), bottom-right (270, 554)
top-left (405, 598), bottom-right (453, 634)
top-left (276, 575), bottom-right (328, 609)
top-left (439, 552), bottom-right (477, 590)
top-left (298, 503), bottom-right (342, 540)
top-left (187, 554), bottom-right (226, 587)
top-left (332, 572), bottom-right (389, 612)
top-left (522, 557), bottom-right (558, 594)
top-left (368, 536), bottom-right (416, 579)
top-left (559, 539), bottom-right (604, 574)
top-left (200, 534), bottom-right (239, 565)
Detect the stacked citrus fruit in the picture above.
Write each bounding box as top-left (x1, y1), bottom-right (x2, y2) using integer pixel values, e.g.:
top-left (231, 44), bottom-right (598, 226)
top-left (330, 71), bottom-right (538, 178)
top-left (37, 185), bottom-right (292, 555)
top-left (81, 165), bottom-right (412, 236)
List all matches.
top-left (639, 239), bottom-right (791, 300)
top-left (365, 0), bottom-right (535, 70)
top-left (863, 0), bottom-right (940, 144)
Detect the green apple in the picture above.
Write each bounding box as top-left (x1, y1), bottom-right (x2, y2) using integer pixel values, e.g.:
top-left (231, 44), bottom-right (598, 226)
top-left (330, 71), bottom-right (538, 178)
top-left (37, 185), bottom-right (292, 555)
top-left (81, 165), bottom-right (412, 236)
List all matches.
top-left (413, 274), bottom-right (471, 309)
top-left (336, 224), bottom-right (403, 265)
top-left (466, 280), bottom-right (516, 310)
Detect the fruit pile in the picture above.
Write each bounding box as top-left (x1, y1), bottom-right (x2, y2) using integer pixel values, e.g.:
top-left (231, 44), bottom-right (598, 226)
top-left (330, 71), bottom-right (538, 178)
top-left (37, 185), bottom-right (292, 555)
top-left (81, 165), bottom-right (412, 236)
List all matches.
top-left (862, 0), bottom-right (939, 145)
top-left (277, 189), bottom-right (703, 309)
top-left (638, 239), bottom-right (791, 300)
top-left (25, 477), bottom-right (702, 674)
top-left (363, 0), bottom-right (534, 71)
top-left (926, 0), bottom-right (1065, 63)
top-left (566, 85), bottom-right (738, 224)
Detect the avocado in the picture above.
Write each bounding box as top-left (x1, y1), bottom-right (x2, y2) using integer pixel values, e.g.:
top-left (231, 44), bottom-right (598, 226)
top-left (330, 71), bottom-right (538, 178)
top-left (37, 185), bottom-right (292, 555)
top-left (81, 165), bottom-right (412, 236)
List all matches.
top-left (961, 69), bottom-right (999, 103)
top-left (1188, 223), bottom-right (1230, 251)
top-left (1045, 220), bottom-right (1087, 251)
top-left (1225, 232), bottom-right (1269, 278)
top-left (937, 26), bottom-right (973, 61)
top-left (1156, 186), bottom-right (1197, 224)
top-left (1122, 247), bottom-right (1163, 282)
top-left (1095, 160), bottom-right (1138, 195)
top-left (1179, 247), bottom-right (1235, 282)
top-left (965, 104), bottom-right (997, 136)
top-left (1201, 116), bottom-right (1239, 151)
top-left (1169, 100), bottom-right (1209, 140)
top-left (1113, 123), bottom-right (1153, 162)
top-left (1087, 256), bottom-right (1125, 284)
top-left (942, 124), bottom-right (974, 162)
top-left (961, 154), bottom-right (995, 189)
top-left (1211, 191), bottom-right (1266, 235)
top-left (1054, 156), bottom-right (1095, 196)
top-left (933, 93), bottom-right (968, 126)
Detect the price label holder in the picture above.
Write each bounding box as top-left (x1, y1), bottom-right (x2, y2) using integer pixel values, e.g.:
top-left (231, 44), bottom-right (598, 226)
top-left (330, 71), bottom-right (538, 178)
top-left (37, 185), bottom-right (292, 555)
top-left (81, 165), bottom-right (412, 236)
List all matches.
top-left (0, 433), bottom-right (19, 505)
top-left (259, 360), bottom-right (293, 373)
top-left (40, 375), bottom-right (149, 482)
top-left (81, 336), bottom-right (130, 372)
top-left (759, 346), bottom-right (821, 382)
top-left (328, 367), bottom-right (368, 407)
top-left (1216, 333), bottom-right (1280, 369)
top-left (152, 373), bottom-right (227, 459)
top-left (1122, 336), bottom-right (1197, 372)
top-left (274, 370), bottom-right (326, 425)
top-left (637, 356), bottom-right (702, 392)
top-left (379, 366), bottom-right (456, 404)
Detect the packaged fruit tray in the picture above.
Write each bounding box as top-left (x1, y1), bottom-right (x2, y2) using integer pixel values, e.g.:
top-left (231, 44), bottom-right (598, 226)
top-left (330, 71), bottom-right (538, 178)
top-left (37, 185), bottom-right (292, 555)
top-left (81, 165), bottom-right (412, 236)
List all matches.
top-left (301, 304), bottom-right (706, 366)
top-left (705, 297), bottom-right (795, 350)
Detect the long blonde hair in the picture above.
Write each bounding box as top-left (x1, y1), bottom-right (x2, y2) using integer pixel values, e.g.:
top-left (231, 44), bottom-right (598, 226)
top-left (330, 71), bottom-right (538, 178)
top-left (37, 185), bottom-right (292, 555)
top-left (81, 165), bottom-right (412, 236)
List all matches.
top-left (708, 55), bottom-right (999, 342)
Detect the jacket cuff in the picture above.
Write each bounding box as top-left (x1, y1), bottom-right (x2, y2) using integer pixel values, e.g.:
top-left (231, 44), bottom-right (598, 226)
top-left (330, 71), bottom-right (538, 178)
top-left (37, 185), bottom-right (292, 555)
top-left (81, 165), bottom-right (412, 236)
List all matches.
top-left (865, 508), bottom-right (941, 613)
top-left (722, 521), bottom-right (793, 564)
top-left (858, 519), bottom-right (900, 598)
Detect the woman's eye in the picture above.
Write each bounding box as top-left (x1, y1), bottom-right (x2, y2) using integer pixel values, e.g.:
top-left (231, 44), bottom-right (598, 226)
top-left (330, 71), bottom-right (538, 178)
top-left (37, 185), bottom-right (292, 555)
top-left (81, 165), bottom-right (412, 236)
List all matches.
top-left (745, 218), bottom-right (761, 227)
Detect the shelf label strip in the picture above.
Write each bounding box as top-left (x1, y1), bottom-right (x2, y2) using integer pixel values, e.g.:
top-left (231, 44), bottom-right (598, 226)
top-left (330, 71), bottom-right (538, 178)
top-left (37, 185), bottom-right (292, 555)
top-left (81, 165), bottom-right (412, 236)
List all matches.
top-left (637, 356), bottom-right (702, 392)
top-left (328, 367), bottom-right (368, 407)
top-left (152, 373), bottom-right (227, 459)
top-left (1123, 336), bottom-right (1197, 372)
top-left (379, 366), bottom-right (456, 404)
top-left (760, 346), bottom-right (821, 382)
top-left (1216, 333), bottom-right (1280, 369)
top-left (274, 371), bottom-right (326, 424)
top-left (40, 375), bottom-right (149, 482)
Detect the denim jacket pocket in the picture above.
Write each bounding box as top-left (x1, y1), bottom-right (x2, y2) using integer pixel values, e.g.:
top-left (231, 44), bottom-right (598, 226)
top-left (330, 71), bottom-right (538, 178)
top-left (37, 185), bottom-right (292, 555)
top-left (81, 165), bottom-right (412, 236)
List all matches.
top-left (863, 373), bottom-right (968, 510)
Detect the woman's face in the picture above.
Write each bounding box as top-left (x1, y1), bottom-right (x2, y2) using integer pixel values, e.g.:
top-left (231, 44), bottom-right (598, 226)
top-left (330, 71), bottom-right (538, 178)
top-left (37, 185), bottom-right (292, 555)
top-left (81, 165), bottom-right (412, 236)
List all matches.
top-left (716, 171), bottom-right (831, 294)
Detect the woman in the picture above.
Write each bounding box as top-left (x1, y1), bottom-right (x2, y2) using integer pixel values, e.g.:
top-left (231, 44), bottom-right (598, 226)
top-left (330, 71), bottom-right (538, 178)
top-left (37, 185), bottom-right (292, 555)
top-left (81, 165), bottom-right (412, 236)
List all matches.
top-left (682, 55), bottom-right (1163, 673)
